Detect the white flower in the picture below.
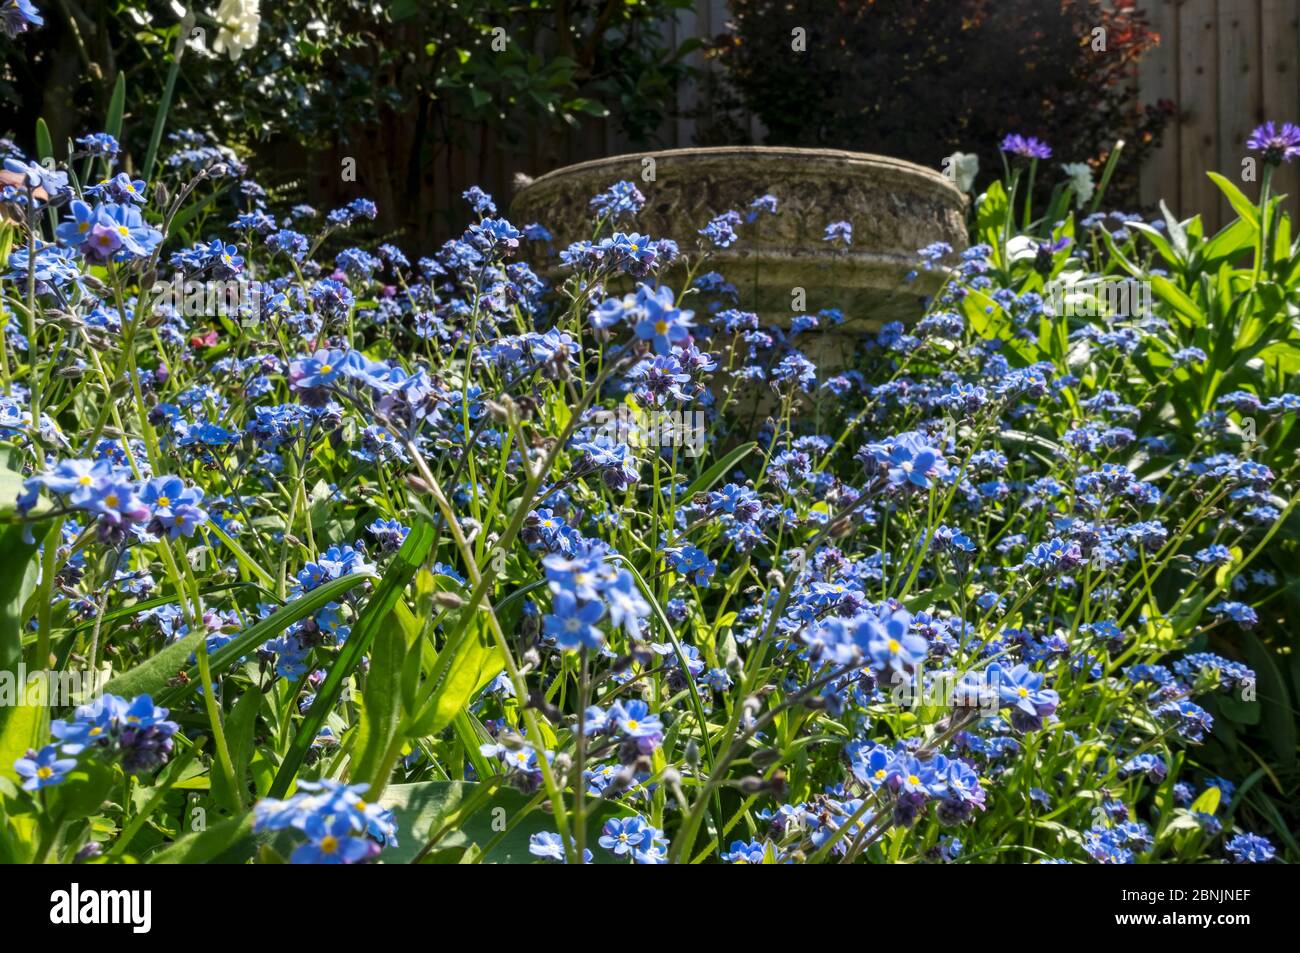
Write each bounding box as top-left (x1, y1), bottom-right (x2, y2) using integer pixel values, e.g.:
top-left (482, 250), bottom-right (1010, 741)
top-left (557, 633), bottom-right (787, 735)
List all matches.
top-left (1061, 162), bottom-right (1095, 205)
top-left (212, 0), bottom-right (261, 61)
top-left (1005, 235), bottom-right (1039, 263)
top-left (943, 151), bottom-right (979, 193)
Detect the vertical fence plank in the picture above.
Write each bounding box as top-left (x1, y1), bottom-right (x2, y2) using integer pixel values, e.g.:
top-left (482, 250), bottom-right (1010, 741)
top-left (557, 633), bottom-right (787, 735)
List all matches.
top-left (1217, 0), bottom-right (1263, 228)
top-left (1140, 0), bottom-right (1181, 215)
top-left (1261, 0), bottom-right (1300, 222)
top-left (1180, 0), bottom-right (1222, 230)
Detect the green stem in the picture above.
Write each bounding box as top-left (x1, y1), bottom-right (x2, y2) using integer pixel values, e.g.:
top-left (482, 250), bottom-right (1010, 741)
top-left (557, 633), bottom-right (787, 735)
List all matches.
top-left (196, 637), bottom-right (242, 812)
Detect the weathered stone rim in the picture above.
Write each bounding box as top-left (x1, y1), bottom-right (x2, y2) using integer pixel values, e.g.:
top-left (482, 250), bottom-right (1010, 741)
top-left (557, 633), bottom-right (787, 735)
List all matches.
top-left (514, 145), bottom-right (967, 207)
top-left (528, 246), bottom-right (950, 292)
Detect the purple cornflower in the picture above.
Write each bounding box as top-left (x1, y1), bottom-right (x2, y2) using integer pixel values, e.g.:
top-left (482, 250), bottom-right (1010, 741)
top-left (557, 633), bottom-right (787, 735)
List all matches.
top-left (1000, 134), bottom-right (1052, 160)
top-left (1247, 121), bottom-right (1300, 164)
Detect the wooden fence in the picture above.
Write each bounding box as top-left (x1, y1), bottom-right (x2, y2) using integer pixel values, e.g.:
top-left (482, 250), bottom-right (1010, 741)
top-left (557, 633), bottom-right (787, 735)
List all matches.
top-left (1138, 0), bottom-right (1300, 232)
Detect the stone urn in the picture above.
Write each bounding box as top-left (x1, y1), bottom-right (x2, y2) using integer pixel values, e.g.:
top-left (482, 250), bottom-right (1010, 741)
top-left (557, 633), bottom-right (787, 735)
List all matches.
top-left (510, 146), bottom-right (967, 348)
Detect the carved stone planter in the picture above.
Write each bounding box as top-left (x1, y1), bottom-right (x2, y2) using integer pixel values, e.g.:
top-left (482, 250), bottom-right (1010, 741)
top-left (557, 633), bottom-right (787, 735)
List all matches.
top-left (510, 146), bottom-right (967, 336)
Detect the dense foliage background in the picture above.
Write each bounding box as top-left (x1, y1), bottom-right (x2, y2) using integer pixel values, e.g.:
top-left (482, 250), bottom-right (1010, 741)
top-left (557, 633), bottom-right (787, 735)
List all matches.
top-left (698, 0), bottom-right (1172, 207)
top-left (0, 0), bottom-right (698, 244)
top-left (2, 0), bottom-right (1173, 246)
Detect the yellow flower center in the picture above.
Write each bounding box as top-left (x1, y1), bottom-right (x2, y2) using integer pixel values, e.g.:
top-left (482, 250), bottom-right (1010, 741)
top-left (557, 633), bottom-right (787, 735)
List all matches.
top-left (37, 766), bottom-right (53, 779)
top-left (1017, 687), bottom-right (1029, 698)
top-left (320, 363), bottom-right (333, 374)
top-left (654, 320), bottom-right (669, 336)
top-left (907, 774), bottom-right (920, 786)
top-left (319, 835), bottom-right (339, 854)
top-left (887, 638), bottom-right (901, 653)
top-left (157, 495), bottom-right (171, 507)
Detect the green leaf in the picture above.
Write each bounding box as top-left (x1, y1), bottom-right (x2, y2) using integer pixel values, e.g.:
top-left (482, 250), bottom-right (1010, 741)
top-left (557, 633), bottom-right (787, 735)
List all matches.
top-left (1207, 172), bottom-right (1260, 227)
top-left (1150, 275), bottom-right (1204, 328)
top-left (34, 118), bottom-right (53, 162)
top-left (351, 595), bottom-right (412, 790)
top-left (1159, 200), bottom-right (1190, 261)
top-left (1201, 216), bottom-right (1257, 263)
top-left (269, 519), bottom-right (435, 797)
top-left (49, 761), bottom-right (116, 822)
top-left (0, 522), bottom-right (40, 679)
top-left (105, 73), bottom-right (126, 142)
top-left (0, 693), bottom-right (45, 786)
top-left (684, 442), bottom-right (756, 497)
top-left (211, 688), bottom-right (263, 813)
top-left (903, 581), bottom-right (958, 614)
top-left (1240, 632), bottom-right (1296, 769)
top-left (381, 781), bottom-right (629, 863)
top-left (962, 289), bottom-right (1039, 366)
top-left (409, 618), bottom-right (503, 737)
top-left (976, 180), bottom-right (1009, 238)
top-left (103, 631), bottom-right (204, 702)
top-left (563, 97), bottom-right (609, 118)
top-left (157, 570), bottom-right (376, 706)
top-left (0, 466), bottom-right (28, 519)
top-left (1126, 221), bottom-right (1179, 268)
top-left (146, 812), bottom-right (256, 864)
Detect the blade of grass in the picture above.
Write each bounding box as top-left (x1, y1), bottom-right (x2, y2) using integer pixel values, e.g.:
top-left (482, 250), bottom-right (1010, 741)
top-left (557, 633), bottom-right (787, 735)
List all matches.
top-left (141, 12), bottom-right (195, 182)
top-left (155, 570), bottom-right (376, 707)
top-left (104, 72), bottom-right (126, 142)
top-left (684, 441), bottom-right (756, 497)
top-left (204, 522), bottom-right (277, 589)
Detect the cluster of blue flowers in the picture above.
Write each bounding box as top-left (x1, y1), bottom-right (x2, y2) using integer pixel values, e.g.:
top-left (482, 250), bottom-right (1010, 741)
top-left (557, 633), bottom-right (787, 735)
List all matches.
top-left (535, 539), bottom-right (651, 651)
top-left (253, 780), bottom-right (398, 864)
top-left (17, 694), bottom-right (178, 790)
top-left (20, 459), bottom-right (208, 544)
top-left (1, 96), bottom-right (1292, 867)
